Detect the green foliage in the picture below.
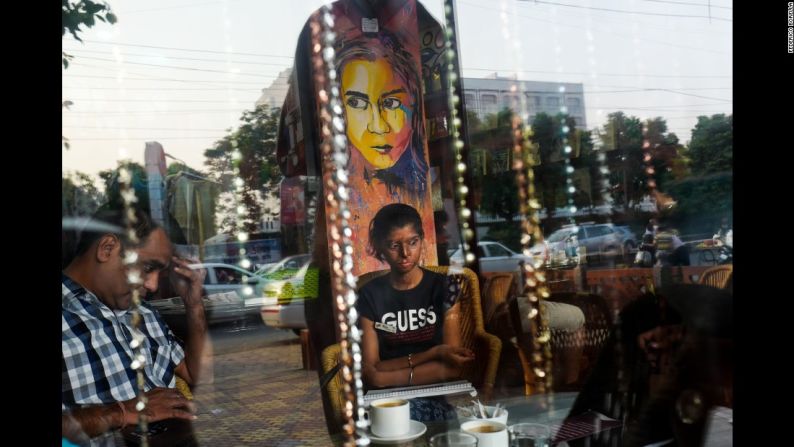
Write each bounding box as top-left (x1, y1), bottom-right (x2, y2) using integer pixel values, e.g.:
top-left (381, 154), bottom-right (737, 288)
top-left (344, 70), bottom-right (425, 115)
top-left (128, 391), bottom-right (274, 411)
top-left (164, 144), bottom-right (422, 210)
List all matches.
top-left (203, 105), bottom-right (283, 234)
top-left (167, 162), bottom-right (206, 178)
top-left (530, 112), bottom-right (576, 216)
top-left (595, 113), bottom-right (685, 208)
top-left (62, 171), bottom-right (104, 216)
top-left (688, 114), bottom-right (733, 175)
top-left (473, 108), bottom-right (519, 220)
top-left (465, 110), bottom-right (482, 133)
top-left (663, 114), bottom-right (732, 233)
top-left (62, 1), bottom-right (117, 150)
top-left (98, 161), bottom-right (149, 212)
top-left (482, 223), bottom-right (523, 252)
top-left (482, 107), bottom-right (515, 130)
top-left (62, 0), bottom-right (117, 68)
top-left (666, 171), bottom-right (732, 229)
top-left (480, 170), bottom-right (519, 222)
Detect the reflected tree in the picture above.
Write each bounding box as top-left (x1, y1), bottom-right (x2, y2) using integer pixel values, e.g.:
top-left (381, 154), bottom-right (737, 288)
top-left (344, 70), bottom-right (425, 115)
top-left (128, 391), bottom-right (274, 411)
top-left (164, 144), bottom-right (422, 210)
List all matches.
top-left (203, 105), bottom-right (283, 234)
top-left (62, 171), bottom-right (104, 217)
top-left (98, 161), bottom-right (149, 211)
top-left (667, 114), bottom-right (733, 227)
top-left (530, 112), bottom-right (573, 218)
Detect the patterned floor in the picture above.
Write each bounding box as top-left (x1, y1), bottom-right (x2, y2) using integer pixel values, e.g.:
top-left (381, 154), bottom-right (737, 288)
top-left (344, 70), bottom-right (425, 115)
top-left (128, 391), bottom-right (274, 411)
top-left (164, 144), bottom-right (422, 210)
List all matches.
top-left (190, 332), bottom-right (332, 446)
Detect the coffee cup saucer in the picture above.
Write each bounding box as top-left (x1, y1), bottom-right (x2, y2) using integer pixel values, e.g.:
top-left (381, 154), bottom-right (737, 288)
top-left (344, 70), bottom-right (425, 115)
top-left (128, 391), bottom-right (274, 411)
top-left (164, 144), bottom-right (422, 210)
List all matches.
top-left (368, 420), bottom-right (427, 444)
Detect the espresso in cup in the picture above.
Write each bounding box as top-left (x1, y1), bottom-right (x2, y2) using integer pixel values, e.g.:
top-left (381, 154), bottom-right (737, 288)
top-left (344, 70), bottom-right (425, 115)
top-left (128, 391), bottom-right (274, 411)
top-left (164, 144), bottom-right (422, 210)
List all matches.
top-left (374, 401), bottom-right (404, 408)
top-left (461, 420), bottom-right (508, 447)
top-left (467, 424), bottom-right (503, 433)
top-left (369, 398), bottom-right (410, 438)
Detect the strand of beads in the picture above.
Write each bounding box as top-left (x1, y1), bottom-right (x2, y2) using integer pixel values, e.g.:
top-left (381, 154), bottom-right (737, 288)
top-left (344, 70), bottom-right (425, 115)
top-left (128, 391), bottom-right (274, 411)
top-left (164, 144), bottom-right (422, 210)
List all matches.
top-left (229, 140), bottom-right (255, 293)
top-left (309, 7), bottom-right (368, 446)
top-left (117, 167), bottom-right (150, 446)
top-left (441, 0), bottom-right (476, 268)
top-left (496, 0), bottom-right (554, 399)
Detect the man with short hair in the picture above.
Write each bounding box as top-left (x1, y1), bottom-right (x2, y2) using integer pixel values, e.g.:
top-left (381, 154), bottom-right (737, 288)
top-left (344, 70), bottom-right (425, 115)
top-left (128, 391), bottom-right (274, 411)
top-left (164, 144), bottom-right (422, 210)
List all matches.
top-left (62, 207), bottom-right (212, 445)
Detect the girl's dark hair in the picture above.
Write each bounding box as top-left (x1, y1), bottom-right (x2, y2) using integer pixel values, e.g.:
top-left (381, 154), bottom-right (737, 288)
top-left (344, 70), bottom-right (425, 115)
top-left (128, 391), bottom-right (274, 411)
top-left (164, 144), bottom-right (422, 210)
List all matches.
top-left (368, 203), bottom-right (424, 260)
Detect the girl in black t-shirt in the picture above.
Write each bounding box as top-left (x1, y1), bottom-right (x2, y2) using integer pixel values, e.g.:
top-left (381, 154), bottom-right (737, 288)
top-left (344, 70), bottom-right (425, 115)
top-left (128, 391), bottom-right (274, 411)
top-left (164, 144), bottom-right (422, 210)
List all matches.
top-left (357, 203), bottom-right (475, 422)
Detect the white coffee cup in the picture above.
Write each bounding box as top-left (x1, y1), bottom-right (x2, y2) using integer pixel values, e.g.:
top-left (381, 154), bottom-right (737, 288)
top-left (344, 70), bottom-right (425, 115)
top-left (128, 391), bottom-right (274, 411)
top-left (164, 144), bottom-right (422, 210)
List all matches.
top-left (461, 420), bottom-right (508, 447)
top-left (369, 398), bottom-right (410, 438)
top-left (458, 405), bottom-right (509, 426)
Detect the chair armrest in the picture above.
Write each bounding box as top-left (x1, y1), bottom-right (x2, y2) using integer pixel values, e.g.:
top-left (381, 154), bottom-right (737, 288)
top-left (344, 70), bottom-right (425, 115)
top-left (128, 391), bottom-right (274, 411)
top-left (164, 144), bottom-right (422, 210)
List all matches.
top-left (175, 376), bottom-right (194, 400)
top-left (474, 331), bottom-right (502, 391)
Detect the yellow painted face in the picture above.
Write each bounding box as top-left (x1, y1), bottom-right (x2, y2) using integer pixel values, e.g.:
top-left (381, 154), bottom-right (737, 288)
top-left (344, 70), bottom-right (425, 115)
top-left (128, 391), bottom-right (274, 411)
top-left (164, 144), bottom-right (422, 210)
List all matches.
top-left (341, 58), bottom-right (413, 170)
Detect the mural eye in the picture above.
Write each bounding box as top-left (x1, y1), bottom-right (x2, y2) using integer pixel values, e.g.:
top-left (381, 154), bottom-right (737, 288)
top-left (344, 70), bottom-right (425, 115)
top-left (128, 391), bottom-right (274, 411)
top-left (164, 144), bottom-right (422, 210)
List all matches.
top-left (346, 97), bottom-right (368, 110)
top-left (381, 97), bottom-right (402, 111)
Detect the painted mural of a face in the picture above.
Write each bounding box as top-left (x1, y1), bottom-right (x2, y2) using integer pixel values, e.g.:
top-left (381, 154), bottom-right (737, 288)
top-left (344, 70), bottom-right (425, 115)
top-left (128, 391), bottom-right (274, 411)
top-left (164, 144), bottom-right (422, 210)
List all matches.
top-left (336, 32), bottom-right (428, 199)
top-left (341, 57), bottom-right (412, 169)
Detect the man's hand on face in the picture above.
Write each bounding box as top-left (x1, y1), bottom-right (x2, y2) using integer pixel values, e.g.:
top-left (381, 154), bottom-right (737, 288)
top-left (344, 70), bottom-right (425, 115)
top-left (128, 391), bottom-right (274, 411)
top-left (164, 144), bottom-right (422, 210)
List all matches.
top-left (170, 257), bottom-right (206, 306)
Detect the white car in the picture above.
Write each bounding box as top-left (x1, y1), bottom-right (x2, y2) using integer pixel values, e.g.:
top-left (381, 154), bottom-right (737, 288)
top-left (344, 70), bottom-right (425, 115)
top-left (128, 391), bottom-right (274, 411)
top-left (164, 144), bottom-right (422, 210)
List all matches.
top-left (257, 254), bottom-right (316, 333)
top-left (254, 254), bottom-right (312, 277)
top-left (149, 263), bottom-right (266, 329)
top-left (450, 241), bottom-right (535, 273)
top-left (543, 223), bottom-right (625, 268)
top-left (195, 262), bottom-right (266, 299)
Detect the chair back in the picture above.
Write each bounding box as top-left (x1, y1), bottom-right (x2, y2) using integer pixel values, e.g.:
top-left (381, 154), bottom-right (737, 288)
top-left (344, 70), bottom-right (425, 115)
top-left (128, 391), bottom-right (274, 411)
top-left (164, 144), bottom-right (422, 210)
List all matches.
top-left (549, 293), bottom-right (614, 387)
top-left (698, 265), bottom-right (733, 289)
top-left (481, 272), bottom-right (517, 332)
top-left (509, 292), bottom-right (614, 394)
top-left (320, 343), bottom-right (344, 429)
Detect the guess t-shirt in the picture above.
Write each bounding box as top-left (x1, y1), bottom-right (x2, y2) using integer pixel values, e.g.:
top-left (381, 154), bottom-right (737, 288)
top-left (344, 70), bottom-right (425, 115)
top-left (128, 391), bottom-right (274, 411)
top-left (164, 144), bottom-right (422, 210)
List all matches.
top-left (357, 268), bottom-right (459, 361)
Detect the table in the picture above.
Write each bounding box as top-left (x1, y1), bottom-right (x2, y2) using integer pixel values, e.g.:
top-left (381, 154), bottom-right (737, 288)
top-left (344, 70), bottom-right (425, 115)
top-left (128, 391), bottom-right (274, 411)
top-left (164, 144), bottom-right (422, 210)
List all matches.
top-left (334, 392), bottom-right (582, 446)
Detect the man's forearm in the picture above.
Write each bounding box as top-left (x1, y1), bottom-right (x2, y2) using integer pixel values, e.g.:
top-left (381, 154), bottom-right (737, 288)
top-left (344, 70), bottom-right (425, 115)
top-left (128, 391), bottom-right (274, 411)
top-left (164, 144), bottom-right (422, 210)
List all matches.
top-left (184, 302), bottom-right (212, 384)
top-left (62, 403), bottom-right (125, 440)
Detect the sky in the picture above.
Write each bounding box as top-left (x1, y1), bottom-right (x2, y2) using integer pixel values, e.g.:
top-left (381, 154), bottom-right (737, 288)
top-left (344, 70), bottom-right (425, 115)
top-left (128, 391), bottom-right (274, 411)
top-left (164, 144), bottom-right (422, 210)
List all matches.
top-left (62, 0), bottom-right (732, 185)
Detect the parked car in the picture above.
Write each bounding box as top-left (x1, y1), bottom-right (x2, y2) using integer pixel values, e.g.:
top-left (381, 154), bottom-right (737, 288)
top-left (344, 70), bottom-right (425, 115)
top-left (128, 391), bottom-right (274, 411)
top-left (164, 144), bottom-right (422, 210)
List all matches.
top-left (257, 255), bottom-right (317, 304)
top-left (196, 262), bottom-right (266, 298)
top-left (544, 223), bottom-right (625, 268)
top-left (449, 241), bottom-right (535, 272)
top-left (148, 263), bottom-right (266, 333)
top-left (255, 254), bottom-right (312, 278)
top-left (614, 225), bottom-right (638, 254)
top-left (257, 254), bottom-right (317, 333)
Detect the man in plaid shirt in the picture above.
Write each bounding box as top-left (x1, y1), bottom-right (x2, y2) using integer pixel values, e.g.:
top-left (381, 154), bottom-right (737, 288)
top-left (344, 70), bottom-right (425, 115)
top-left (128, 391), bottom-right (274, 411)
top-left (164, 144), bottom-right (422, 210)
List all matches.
top-left (62, 207), bottom-right (212, 444)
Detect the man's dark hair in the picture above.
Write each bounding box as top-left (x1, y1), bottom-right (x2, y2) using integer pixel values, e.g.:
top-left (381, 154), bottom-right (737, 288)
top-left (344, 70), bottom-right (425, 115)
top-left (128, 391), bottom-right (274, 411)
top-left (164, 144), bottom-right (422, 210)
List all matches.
top-left (368, 203), bottom-right (424, 260)
top-left (67, 205), bottom-right (159, 266)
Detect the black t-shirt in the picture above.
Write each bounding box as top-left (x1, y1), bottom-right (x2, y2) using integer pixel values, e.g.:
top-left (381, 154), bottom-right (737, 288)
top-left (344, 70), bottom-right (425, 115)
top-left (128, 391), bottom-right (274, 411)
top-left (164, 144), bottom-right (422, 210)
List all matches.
top-left (357, 268), bottom-right (458, 361)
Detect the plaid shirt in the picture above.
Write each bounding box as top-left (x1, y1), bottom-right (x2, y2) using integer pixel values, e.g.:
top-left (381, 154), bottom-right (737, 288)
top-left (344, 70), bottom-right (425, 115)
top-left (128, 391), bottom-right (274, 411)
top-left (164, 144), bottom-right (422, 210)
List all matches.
top-left (62, 274), bottom-right (185, 409)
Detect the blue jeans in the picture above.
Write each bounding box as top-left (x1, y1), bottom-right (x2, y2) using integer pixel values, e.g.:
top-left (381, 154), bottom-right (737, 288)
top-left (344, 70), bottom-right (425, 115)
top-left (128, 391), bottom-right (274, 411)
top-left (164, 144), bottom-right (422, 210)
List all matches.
top-left (409, 396), bottom-right (457, 422)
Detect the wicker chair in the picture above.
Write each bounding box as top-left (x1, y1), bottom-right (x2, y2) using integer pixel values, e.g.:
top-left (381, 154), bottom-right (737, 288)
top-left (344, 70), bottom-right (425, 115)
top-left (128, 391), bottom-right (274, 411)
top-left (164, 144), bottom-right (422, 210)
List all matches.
top-left (509, 292), bottom-right (614, 394)
top-left (481, 272), bottom-right (518, 332)
top-left (698, 264), bottom-right (733, 289)
top-left (320, 266), bottom-right (502, 425)
top-left (175, 376), bottom-right (194, 400)
top-left (320, 343), bottom-right (345, 430)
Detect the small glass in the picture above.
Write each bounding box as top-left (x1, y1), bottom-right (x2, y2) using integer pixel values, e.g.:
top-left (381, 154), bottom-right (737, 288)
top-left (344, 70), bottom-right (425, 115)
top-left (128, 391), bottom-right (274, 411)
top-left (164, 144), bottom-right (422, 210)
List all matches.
top-left (430, 431), bottom-right (479, 446)
top-left (508, 423), bottom-right (551, 447)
